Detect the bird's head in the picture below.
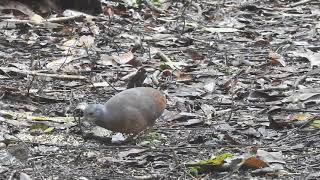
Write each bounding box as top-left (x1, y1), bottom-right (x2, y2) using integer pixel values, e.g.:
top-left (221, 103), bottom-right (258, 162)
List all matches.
top-left (83, 104), bottom-right (107, 122)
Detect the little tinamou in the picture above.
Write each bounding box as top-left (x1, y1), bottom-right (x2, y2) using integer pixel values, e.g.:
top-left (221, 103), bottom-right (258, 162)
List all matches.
top-left (84, 87), bottom-right (166, 135)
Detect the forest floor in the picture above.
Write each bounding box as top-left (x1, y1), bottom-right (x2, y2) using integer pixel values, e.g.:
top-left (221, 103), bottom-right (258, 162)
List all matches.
top-left (0, 0), bottom-right (320, 179)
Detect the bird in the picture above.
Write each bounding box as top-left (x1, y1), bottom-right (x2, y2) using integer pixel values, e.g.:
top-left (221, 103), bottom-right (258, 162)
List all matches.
top-left (83, 87), bottom-right (166, 135)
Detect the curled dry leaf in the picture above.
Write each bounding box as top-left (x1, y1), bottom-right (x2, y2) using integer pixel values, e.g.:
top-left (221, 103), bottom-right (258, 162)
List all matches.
top-left (257, 149), bottom-right (285, 164)
top-left (0, 0), bottom-right (43, 23)
top-left (99, 54), bottom-right (117, 66)
top-left (113, 51), bottom-right (135, 64)
top-left (203, 81), bottom-right (216, 93)
top-left (187, 50), bottom-right (204, 60)
top-left (268, 51), bottom-right (286, 67)
top-left (292, 50), bottom-right (320, 67)
top-left (61, 38), bottom-right (77, 50)
top-left (175, 71), bottom-right (193, 82)
top-left (46, 56), bottom-right (74, 70)
top-left (30, 14), bottom-right (44, 24)
top-left (161, 69), bottom-right (172, 77)
top-left (61, 35), bottom-right (95, 49)
top-left (79, 35), bottom-right (95, 48)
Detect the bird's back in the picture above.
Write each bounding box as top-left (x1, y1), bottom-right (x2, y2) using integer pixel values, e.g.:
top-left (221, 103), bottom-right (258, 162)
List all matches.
top-left (103, 87), bottom-right (166, 134)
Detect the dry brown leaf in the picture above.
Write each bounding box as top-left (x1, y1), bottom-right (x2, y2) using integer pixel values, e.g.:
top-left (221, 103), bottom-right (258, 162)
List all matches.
top-left (269, 51), bottom-right (286, 67)
top-left (243, 156), bottom-right (269, 169)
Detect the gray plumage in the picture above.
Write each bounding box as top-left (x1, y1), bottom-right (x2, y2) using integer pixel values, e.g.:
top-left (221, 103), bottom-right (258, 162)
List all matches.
top-left (84, 87), bottom-right (166, 134)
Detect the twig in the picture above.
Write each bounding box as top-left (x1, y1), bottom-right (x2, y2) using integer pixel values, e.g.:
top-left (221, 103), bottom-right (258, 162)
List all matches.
top-left (294, 68), bottom-right (320, 88)
top-left (190, 1), bottom-right (202, 18)
top-left (164, 151), bottom-right (196, 180)
top-left (120, 69), bottom-right (138, 81)
top-left (156, 51), bottom-right (169, 61)
top-left (133, 174), bottom-right (163, 180)
top-left (102, 77), bottom-right (119, 92)
top-left (8, 170), bottom-right (16, 180)
top-left (272, 116), bottom-right (318, 145)
top-left (151, 70), bottom-right (160, 86)
top-left (288, 0), bottom-right (316, 7)
top-left (26, 75), bottom-right (36, 94)
top-left (46, 15), bottom-right (87, 23)
top-left (8, 134), bottom-right (45, 179)
top-left (57, 42), bottom-right (80, 72)
top-left (3, 15), bottom-right (91, 25)
top-left (0, 67), bottom-right (86, 81)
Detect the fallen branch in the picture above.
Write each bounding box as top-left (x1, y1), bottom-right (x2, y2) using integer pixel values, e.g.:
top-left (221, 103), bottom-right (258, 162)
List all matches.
top-left (3, 14), bottom-right (91, 25)
top-left (294, 68), bottom-right (320, 88)
top-left (0, 67), bottom-right (87, 81)
top-left (288, 0), bottom-right (316, 7)
top-left (46, 15), bottom-right (87, 23)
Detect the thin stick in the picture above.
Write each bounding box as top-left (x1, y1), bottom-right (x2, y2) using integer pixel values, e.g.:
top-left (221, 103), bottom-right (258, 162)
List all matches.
top-left (0, 67), bottom-right (86, 81)
top-left (288, 0), bottom-right (316, 7)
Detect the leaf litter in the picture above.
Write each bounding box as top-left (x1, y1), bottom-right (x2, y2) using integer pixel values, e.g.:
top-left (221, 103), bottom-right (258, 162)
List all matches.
top-left (0, 0), bottom-right (320, 179)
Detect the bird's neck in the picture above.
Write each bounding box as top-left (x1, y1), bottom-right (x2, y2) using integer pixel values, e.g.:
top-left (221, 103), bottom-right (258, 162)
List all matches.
top-left (96, 106), bottom-right (121, 132)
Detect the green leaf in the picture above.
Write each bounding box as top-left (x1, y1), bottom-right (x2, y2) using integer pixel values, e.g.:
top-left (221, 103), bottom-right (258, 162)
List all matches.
top-left (30, 124), bottom-right (49, 130)
top-left (195, 153), bottom-right (233, 166)
top-left (187, 167), bottom-right (199, 177)
top-left (160, 61), bottom-right (186, 70)
top-left (44, 127), bottom-right (55, 133)
top-left (311, 119), bottom-right (320, 128)
top-left (159, 63), bottom-right (171, 70)
top-left (187, 153), bottom-right (233, 176)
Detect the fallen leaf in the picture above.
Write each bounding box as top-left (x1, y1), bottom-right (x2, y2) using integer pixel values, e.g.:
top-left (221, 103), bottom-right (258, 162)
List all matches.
top-left (174, 119), bottom-right (203, 127)
top-left (257, 150), bottom-right (285, 164)
top-left (187, 153), bottom-right (233, 175)
top-left (175, 72), bottom-right (193, 82)
top-left (114, 51), bottom-right (135, 64)
top-left (292, 50), bottom-right (320, 67)
top-left (46, 56), bottom-right (74, 70)
top-left (118, 148), bottom-right (147, 158)
top-left (202, 27), bottom-right (239, 33)
top-left (79, 35), bottom-right (95, 47)
top-left (98, 54), bottom-right (117, 66)
top-left (30, 14), bottom-right (44, 24)
top-left (269, 51), bottom-right (286, 67)
top-left (243, 156), bottom-right (269, 169)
